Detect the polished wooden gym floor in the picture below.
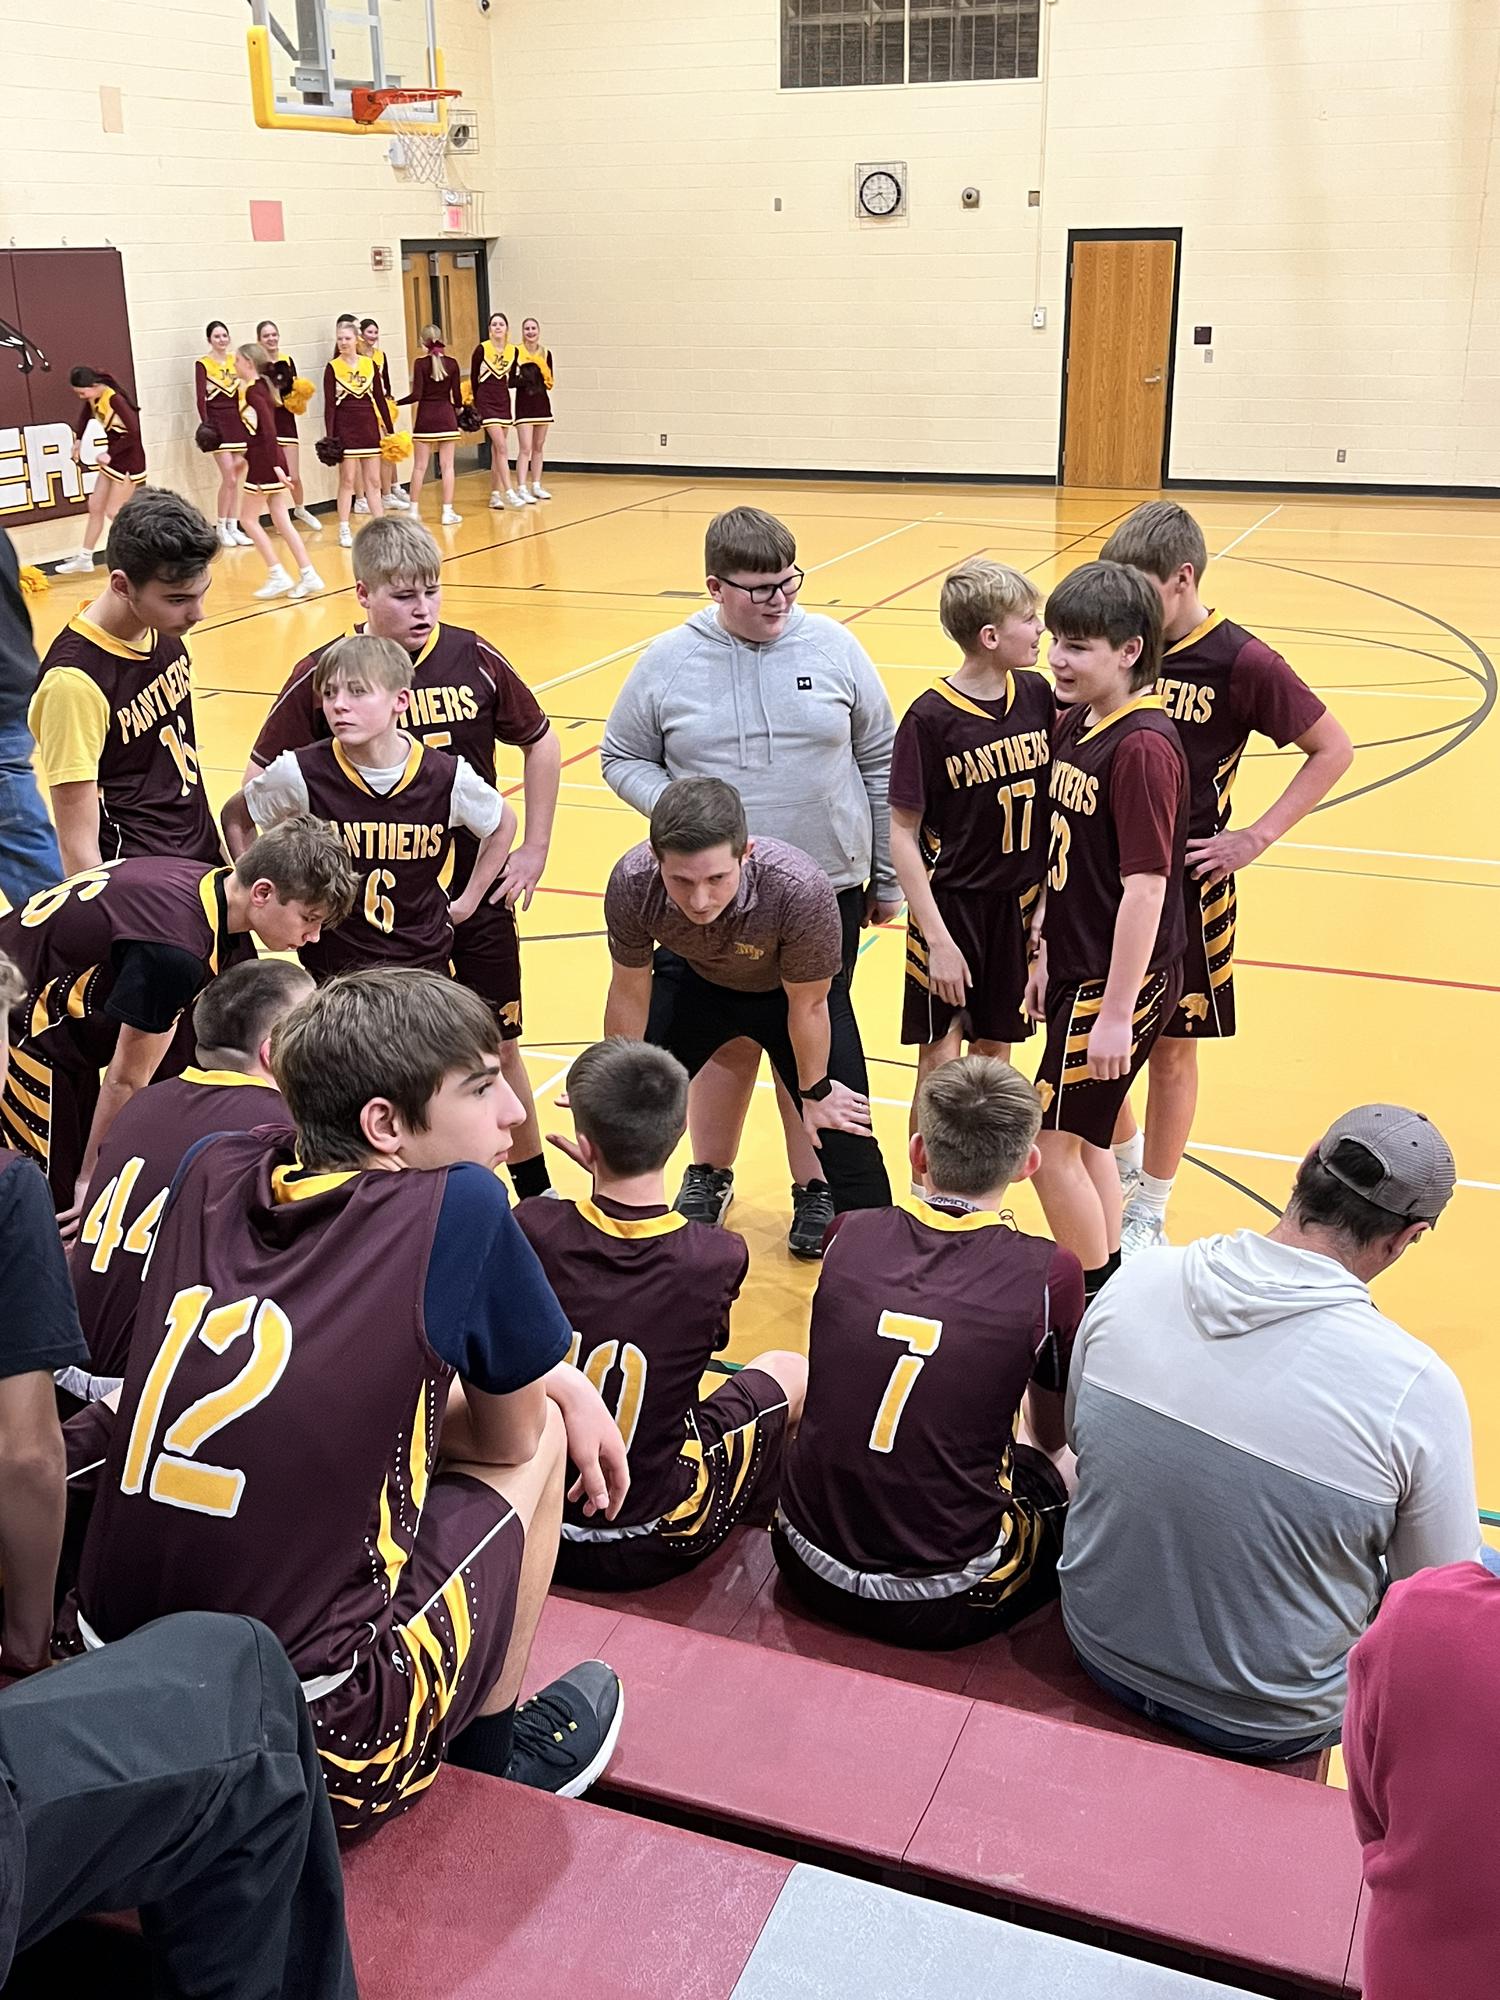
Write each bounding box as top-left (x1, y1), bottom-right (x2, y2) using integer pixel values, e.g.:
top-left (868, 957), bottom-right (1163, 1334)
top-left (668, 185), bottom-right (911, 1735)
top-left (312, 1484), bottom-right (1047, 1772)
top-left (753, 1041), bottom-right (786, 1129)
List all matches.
top-left (24, 469), bottom-right (1499, 1515)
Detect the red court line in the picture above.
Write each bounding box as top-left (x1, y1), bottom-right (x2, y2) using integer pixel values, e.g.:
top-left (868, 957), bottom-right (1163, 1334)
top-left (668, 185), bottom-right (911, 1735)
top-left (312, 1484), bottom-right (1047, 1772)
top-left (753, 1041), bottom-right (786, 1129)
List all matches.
top-left (839, 546), bottom-right (990, 626)
top-left (530, 886), bottom-right (1496, 996)
top-left (503, 741), bottom-right (599, 797)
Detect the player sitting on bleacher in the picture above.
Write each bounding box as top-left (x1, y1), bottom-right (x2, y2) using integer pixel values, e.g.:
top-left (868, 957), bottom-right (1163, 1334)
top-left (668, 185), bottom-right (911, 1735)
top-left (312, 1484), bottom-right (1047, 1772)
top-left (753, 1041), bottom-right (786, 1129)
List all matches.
top-left (775, 1054), bottom-right (1083, 1649)
top-left (518, 1037), bottom-right (806, 1590)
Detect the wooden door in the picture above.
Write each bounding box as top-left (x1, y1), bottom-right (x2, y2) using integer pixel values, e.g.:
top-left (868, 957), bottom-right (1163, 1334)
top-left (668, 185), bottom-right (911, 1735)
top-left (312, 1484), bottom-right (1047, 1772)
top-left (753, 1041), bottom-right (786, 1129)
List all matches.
top-left (1061, 237), bottom-right (1177, 488)
top-left (401, 257), bottom-right (427, 374)
top-left (430, 250), bottom-right (481, 359)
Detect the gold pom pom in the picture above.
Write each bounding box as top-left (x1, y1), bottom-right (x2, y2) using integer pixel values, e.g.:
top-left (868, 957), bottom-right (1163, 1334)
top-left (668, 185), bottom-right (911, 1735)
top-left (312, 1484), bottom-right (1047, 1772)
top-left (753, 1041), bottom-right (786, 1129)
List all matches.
top-left (283, 376), bottom-right (315, 416)
top-left (18, 564), bottom-right (48, 597)
top-left (380, 430), bottom-right (412, 464)
top-left (460, 378), bottom-right (474, 406)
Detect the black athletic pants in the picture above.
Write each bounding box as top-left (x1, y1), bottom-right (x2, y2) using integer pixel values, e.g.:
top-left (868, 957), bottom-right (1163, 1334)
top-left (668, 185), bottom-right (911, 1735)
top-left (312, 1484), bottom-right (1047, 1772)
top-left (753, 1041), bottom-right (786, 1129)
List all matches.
top-left (647, 940), bottom-right (891, 1213)
top-left (0, 1612), bottom-right (357, 1999)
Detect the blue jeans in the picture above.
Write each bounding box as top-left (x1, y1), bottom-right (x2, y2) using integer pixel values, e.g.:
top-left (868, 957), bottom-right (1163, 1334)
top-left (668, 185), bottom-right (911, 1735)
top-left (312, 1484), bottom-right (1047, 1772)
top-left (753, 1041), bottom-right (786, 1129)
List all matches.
top-left (0, 720), bottom-right (61, 908)
top-left (1078, 1655), bottom-right (1341, 1764)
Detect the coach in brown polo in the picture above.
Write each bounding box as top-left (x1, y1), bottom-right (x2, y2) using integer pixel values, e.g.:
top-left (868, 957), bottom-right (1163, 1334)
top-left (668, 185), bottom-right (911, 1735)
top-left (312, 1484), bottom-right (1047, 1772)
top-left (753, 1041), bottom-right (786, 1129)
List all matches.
top-left (604, 778), bottom-right (891, 1230)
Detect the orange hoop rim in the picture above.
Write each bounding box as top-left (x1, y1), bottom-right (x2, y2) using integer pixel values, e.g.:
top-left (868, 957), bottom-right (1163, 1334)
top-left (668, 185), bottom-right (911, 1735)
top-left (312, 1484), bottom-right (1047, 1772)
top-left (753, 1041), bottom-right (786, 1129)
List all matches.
top-left (352, 85), bottom-right (460, 125)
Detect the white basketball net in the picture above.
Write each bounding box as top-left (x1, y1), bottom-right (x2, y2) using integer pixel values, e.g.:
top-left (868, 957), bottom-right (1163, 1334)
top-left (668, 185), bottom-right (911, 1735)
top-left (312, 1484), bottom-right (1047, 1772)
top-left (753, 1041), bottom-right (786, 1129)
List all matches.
top-left (389, 128), bottom-right (449, 183)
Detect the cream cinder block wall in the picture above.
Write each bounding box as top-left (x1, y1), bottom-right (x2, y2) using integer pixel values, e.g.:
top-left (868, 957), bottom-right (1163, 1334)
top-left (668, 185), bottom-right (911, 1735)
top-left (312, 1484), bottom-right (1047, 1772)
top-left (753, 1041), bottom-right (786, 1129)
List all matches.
top-left (492, 0), bottom-right (1500, 489)
top-left (0, 0), bottom-right (498, 561)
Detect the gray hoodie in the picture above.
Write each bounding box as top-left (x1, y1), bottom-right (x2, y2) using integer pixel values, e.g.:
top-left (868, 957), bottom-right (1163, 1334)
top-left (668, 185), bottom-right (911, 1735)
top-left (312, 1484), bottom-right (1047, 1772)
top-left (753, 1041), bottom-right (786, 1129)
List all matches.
top-left (600, 606), bottom-right (897, 898)
top-left (1060, 1230), bottom-right (1479, 1740)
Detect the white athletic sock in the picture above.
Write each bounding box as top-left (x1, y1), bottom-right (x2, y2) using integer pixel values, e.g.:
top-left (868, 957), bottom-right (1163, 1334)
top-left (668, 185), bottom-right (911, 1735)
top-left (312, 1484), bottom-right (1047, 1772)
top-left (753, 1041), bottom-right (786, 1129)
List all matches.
top-left (1136, 1171), bottom-right (1174, 1218)
top-left (1113, 1131), bottom-right (1144, 1174)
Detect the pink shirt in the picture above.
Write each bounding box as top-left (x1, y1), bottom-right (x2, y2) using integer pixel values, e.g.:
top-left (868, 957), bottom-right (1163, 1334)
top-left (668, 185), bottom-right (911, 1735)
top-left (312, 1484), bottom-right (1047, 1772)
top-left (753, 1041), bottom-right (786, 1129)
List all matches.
top-left (1345, 1562), bottom-right (1500, 2000)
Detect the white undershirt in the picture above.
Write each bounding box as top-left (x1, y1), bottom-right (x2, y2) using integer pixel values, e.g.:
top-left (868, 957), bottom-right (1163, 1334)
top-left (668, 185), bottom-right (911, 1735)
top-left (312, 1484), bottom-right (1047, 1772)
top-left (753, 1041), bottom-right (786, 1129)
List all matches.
top-left (246, 742), bottom-right (504, 839)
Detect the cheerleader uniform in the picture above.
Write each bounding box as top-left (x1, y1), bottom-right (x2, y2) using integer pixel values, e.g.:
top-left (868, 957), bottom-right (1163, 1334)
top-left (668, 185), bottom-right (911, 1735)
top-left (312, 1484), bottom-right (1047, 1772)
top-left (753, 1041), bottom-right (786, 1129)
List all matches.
top-left (365, 346), bottom-right (398, 431)
top-left (404, 354), bottom-right (463, 441)
top-left (74, 381), bottom-right (146, 484)
top-left (265, 355), bottom-right (301, 443)
top-left (241, 378), bottom-right (289, 493)
top-left (195, 353), bottom-right (248, 450)
top-left (469, 339), bottom-right (513, 425)
top-left (323, 355), bottom-right (386, 458)
top-left (511, 345), bottom-right (554, 425)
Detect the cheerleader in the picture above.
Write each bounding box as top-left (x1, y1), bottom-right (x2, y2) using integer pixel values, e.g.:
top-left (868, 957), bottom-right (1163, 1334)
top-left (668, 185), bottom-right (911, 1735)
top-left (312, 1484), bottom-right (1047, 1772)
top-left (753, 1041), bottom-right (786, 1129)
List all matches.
top-left (55, 367), bottom-right (147, 574)
top-left (471, 310), bottom-right (523, 510)
top-left (401, 325), bottom-right (464, 525)
top-left (233, 345), bottom-right (323, 600)
top-left (512, 316), bottom-right (553, 502)
top-left (254, 320), bottom-right (320, 532)
top-left (195, 320), bottom-right (251, 546)
top-left (323, 322), bottom-right (387, 544)
top-left (358, 316), bottom-right (410, 512)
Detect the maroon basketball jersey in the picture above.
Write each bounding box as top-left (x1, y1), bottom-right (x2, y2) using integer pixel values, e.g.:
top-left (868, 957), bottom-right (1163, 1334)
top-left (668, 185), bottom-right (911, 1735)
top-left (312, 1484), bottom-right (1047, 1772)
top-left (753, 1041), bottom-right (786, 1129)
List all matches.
top-left (889, 670), bottom-right (1055, 896)
top-left (34, 616), bottom-right (221, 862)
top-left (1042, 696), bottom-right (1189, 987)
top-left (251, 622), bottom-right (549, 786)
top-left (0, 860), bottom-right (248, 1075)
top-left (78, 1131), bottom-right (454, 1682)
top-left (70, 1068), bottom-right (289, 1379)
top-left (291, 738), bottom-right (459, 978)
top-left (781, 1200), bottom-right (1083, 1578)
top-left (515, 1194), bottom-right (749, 1529)
top-left (1155, 613), bottom-right (1327, 843)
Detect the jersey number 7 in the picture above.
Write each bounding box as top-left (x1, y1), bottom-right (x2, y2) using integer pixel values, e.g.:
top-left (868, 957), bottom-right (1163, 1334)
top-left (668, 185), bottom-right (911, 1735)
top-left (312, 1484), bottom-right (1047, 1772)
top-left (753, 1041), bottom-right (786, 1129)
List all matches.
top-left (868, 1310), bottom-right (943, 1454)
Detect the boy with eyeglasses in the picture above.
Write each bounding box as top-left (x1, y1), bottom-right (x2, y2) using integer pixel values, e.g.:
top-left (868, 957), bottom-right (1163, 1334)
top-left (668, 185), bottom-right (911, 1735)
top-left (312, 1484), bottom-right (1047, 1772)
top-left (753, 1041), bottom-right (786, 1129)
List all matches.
top-left (602, 507), bottom-right (898, 1257)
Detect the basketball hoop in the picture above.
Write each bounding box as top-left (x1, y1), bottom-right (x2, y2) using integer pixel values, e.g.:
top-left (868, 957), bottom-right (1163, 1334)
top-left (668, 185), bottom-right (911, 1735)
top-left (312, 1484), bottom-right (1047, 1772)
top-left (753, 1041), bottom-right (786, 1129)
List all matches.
top-left (352, 84), bottom-right (459, 126)
top-left (387, 127), bottom-right (450, 183)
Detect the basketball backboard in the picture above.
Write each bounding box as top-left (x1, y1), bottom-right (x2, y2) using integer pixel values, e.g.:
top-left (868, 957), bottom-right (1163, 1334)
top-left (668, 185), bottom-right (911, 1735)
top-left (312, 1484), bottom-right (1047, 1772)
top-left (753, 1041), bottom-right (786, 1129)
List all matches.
top-left (248, 0), bottom-right (450, 134)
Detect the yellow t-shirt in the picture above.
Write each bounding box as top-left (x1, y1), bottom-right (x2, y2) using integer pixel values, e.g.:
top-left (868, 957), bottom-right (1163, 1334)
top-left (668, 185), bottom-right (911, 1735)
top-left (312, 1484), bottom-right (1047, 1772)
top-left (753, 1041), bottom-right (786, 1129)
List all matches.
top-left (28, 666), bottom-right (111, 785)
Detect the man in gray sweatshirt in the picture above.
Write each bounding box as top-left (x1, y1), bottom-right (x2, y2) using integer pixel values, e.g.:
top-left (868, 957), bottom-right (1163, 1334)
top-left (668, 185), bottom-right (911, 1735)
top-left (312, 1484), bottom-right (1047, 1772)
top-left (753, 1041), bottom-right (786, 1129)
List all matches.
top-left (1061, 1104), bottom-right (1480, 1761)
top-left (602, 507), bottom-right (900, 1255)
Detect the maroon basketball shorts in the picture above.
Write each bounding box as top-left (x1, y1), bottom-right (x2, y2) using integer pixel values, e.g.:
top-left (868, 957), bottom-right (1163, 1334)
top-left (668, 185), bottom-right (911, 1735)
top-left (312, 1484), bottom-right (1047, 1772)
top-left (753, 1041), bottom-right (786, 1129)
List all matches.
top-left (1163, 870), bottom-right (1237, 1041)
top-left (901, 888), bottom-right (1036, 1049)
top-left (772, 1446), bottom-right (1069, 1651)
top-left (1033, 962), bottom-right (1182, 1148)
top-left (450, 894), bottom-right (523, 1039)
top-left (308, 1471), bottom-right (522, 1842)
top-left (555, 1368), bottom-right (790, 1592)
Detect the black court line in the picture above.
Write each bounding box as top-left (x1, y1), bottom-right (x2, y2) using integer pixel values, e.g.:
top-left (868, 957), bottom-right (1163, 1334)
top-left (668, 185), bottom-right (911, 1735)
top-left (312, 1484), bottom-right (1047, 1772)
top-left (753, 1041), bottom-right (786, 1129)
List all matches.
top-left (1182, 1152), bottom-right (1282, 1219)
top-left (1258, 860), bottom-right (1500, 893)
top-left (523, 930), bottom-right (607, 942)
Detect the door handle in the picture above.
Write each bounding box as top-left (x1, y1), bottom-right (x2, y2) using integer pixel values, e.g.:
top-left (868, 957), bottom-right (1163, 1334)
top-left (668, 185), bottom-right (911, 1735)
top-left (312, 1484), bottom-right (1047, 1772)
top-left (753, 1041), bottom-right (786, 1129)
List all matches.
top-left (1143, 372), bottom-right (1163, 385)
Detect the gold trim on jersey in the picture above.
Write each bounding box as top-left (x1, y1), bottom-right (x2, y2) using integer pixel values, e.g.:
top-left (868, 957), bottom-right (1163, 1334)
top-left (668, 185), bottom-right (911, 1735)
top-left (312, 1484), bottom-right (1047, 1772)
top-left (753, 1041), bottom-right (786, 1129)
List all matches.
top-left (331, 356), bottom-right (377, 397)
top-left (478, 340), bottom-right (506, 377)
top-left (932, 674), bottom-right (1013, 721)
top-left (1164, 609), bottom-right (1225, 658)
top-left (198, 867), bottom-right (234, 975)
top-left (66, 612), bottom-right (153, 663)
top-left (179, 1066), bottom-right (278, 1091)
top-left (332, 736), bottom-right (423, 798)
top-left (271, 1161), bottom-right (359, 1204)
top-left (199, 355), bottom-right (239, 394)
top-left (575, 1195), bottom-right (688, 1241)
top-left (896, 1194), bottom-right (1005, 1233)
top-left (411, 625), bottom-right (443, 669)
top-left (1076, 691), bottom-right (1166, 746)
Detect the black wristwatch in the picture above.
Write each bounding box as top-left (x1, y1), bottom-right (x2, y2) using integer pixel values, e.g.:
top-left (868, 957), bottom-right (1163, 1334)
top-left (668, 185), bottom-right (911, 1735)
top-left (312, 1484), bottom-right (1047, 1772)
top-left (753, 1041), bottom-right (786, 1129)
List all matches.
top-left (801, 1075), bottom-right (834, 1101)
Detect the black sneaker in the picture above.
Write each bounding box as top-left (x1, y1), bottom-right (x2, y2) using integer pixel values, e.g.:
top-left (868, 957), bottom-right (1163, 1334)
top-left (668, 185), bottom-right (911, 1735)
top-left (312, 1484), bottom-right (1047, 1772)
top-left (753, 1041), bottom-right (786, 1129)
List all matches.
top-left (673, 1163), bottom-right (735, 1227)
top-left (788, 1180), bottom-right (836, 1259)
top-left (506, 1660), bottom-right (623, 1799)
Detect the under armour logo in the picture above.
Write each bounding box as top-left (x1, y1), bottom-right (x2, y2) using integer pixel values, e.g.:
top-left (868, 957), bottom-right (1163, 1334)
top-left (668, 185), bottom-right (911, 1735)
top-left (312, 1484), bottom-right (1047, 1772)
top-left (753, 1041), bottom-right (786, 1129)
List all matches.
top-left (796, 677), bottom-right (812, 691)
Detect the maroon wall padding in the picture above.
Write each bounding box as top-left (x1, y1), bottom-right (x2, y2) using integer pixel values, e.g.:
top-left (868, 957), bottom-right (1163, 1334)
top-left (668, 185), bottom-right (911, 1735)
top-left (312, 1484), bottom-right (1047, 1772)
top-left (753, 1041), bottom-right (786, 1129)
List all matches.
top-left (0, 247), bottom-right (137, 529)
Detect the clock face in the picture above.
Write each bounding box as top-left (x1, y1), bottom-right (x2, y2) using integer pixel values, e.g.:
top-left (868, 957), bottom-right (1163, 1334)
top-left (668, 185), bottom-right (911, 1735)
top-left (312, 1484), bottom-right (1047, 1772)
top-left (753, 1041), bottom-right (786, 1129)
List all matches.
top-left (859, 169), bottom-right (902, 217)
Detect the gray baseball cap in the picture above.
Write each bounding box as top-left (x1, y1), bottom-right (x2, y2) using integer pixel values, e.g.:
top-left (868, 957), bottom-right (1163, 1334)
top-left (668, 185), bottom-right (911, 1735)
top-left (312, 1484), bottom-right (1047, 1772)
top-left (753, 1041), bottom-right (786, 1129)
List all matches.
top-left (1315, 1104), bottom-right (1456, 1223)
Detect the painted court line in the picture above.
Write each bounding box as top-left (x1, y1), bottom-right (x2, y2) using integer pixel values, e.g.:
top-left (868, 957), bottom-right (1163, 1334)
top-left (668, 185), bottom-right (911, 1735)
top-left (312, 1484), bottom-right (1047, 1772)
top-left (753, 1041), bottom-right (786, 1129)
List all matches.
top-left (1215, 504), bottom-right (1283, 559)
top-left (1280, 841), bottom-right (1500, 868)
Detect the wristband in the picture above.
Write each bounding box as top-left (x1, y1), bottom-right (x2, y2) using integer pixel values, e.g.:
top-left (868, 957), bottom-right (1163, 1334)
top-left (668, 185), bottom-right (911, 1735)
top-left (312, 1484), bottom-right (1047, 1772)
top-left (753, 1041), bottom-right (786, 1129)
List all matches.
top-left (801, 1075), bottom-right (833, 1101)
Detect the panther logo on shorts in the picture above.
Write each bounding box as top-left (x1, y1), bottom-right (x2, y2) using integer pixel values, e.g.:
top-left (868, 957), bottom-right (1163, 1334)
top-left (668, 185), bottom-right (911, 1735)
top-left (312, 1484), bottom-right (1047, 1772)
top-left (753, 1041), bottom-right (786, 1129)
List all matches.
top-left (1179, 992), bottom-right (1210, 1022)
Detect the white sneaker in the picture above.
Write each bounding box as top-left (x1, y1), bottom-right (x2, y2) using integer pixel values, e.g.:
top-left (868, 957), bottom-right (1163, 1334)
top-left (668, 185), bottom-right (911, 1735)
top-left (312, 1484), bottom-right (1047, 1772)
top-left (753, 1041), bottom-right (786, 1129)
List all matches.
top-left (441, 506), bottom-right (462, 526)
top-left (518, 487), bottom-right (537, 504)
top-left (531, 482), bottom-right (551, 500)
top-left (338, 524), bottom-right (353, 548)
top-left (293, 506), bottom-right (321, 531)
top-left (216, 521), bottom-right (235, 548)
top-left (1116, 1159), bottom-right (1143, 1210)
top-left (1120, 1201), bottom-right (1169, 1261)
top-left (254, 565), bottom-right (294, 599)
top-left (390, 484), bottom-right (410, 503)
top-left (289, 566), bottom-right (323, 600)
top-left (353, 497), bottom-right (370, 516)
top-left (55, 550), bottom-right (96, 574)
top-left (386, 492), bottom-right (411, 512)
top-left (230, 523), bottom-right (253, 546)
top-left (507, 489), bottom-right (527, 509)
top-left (489, 492), bottom-right (505, 509)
